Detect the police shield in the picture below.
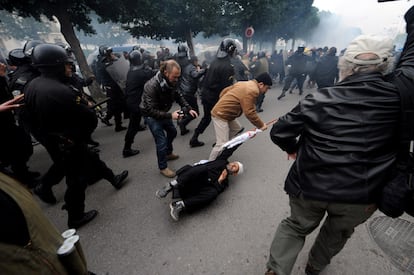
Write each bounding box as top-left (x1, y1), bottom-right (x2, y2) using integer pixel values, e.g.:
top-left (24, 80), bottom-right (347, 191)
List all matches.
top-left (105, 55), bottom-right (129, 92)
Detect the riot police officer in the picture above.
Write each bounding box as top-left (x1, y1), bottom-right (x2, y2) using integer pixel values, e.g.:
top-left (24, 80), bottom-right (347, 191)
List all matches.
top-left (0, 61), bottom-right (38, 187)
top-left (24, 44), bottom-right (128, 228)
top-left (177, 54), bottom-right (206, 135)
top-left (189, 38), bottom-right (236, 147)
top-left (8, 40), bottom-right (43, 92)
top-left (97, 46), bottom-right (127, 132)
top-left (7, 41), bottom-right (43, 158)
top-left (122, 50), bottom-right (155, 158)
top-left (277, 45), bottom-right (310, 99)
top-left (176, 44), bottom-right (190, 68)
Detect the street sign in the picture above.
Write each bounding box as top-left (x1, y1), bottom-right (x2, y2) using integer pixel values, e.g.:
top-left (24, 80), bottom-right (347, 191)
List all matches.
top-left (245, 27), bottom-right (254, 38)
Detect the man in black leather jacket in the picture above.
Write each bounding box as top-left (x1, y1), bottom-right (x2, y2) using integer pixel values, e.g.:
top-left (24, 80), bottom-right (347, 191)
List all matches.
top-left (140, 59), bottom-right (198, 178)
top-left (265, 6), bottom-right (414, 275)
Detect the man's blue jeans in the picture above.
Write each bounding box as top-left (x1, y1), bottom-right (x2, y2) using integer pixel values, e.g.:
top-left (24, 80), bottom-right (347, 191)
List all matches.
top-left (144, 117), bottom-right (177, 170)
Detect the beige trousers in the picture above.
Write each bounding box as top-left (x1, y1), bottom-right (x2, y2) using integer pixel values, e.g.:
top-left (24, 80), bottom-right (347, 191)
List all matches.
top-left (209, 116), bottom-right (242, 160)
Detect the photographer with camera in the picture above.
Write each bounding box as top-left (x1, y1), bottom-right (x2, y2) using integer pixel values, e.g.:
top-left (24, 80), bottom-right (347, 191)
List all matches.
top-left (140, 59), bottom-right (198, 178)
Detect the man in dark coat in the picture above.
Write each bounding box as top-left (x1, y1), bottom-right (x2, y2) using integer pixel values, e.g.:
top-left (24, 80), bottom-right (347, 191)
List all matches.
top-left (265, 6), bottom-right (414, 275)
top-left (97, 46), bottom-right (127, 132)
top-left (122, 50), bottom-right (155, 158)
top-left (277, 45), bottom-right (310, 99)
top-left (189, 38), bottom-right (236, 147)
top-left (155, 145), bottom-right (243, 221)
top-left (177, 55), bottom-right (206, 135)
top-left (0, 62), bottom-right (37, 187)
top-left (313, 47), bottom-right (339, 88)
top-left (25, 44), bottom-right (128, 229)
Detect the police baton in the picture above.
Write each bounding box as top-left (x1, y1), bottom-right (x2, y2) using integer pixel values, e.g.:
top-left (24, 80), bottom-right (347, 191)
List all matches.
top-left (89, 98), bottom-right (110, 109)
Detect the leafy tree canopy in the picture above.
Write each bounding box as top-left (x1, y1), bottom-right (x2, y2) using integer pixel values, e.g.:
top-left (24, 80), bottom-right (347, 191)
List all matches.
top-left (0, 10), bottom-right (53, 41)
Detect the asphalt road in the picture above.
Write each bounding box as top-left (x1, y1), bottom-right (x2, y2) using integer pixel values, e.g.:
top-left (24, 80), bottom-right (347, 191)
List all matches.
top-left (30, 83), bottom-right (412, 275)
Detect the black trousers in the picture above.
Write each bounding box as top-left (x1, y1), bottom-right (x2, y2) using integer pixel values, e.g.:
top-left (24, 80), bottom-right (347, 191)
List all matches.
top-left (40, 137), bottom-right (65, 190)
top-left (180, 94), bottom-right (199, 128)
top-left (63, 143), bottom-right (90, 219)
top-left (105, 85), bottom-right (126, 126)
top-left (40, 137), bottom-right (114, 218)
top-left (194, 100), bottom-right (215, 135)
top-left (124, 111), bottom-right (142, 146)
top-left (256, 93), bottom-right (265, 109)
top-left (282, 73), bottom-right (306, 94)
top-left (0, 124), bottom-right (33, 178)
top-left (177, 183), bottom-right (219, 211)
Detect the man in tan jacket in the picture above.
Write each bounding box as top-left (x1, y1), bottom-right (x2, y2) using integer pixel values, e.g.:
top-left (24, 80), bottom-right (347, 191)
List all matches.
top-left (209, 72), bottom-right (272, 160)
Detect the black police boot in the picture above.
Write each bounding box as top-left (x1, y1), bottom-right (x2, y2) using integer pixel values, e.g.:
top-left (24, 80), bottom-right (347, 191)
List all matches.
top-left (101, 117), bottom-right (113, 126)
top-left (123, 148), bottom-right (140, 158)
top-left (34, 184), bottom-right (57, 204)
top-left (111, 170), bottom-right (129, 190)
top-left (137, 124), bottom-right (147, 131)
top-left (68, 210), bottom-right (98, 229)
top-left (277, 90), bottom-right (286, 100)
top-left (123, 142), bottom-right (140, 158)
top-left (305, 263), bottom-right (321, 275)
top-left (189, 132), bottom-right (204, 147)
top-left (87, 138), bottom-right (100, 148)
top-left (179, 124), bottom-right (190, 136)
top-left (115, 125), bottom-right (127, 132)
top-left (178, 119), bottom-right (190, 136)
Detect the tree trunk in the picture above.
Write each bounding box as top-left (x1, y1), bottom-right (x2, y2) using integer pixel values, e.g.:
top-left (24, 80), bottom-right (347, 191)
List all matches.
top-left (243, 37), bottom-right (247, 53)
top-left (185, 29), bottom-right (195, 57)
top-left (291, 39), bottom-right (296, 51)
top-left (54, 7), bottom-right (103, 99)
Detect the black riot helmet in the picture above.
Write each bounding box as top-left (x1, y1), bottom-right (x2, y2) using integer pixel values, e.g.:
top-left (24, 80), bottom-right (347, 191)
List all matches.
top-left (56, 42), bottom-right (74, 56)
top-left (7, 48), bottom-right (26, 66)
top-left (132, 45), bottom-right (141, 51)
top-left (23, 39), bottom-right (44, 58)
top-left (31, 43), bottom-right (74, 73)
top-left (217, 38), bottom-right (237, 59)
top-left (129, 50), bottom-right (142, 66)
top-left (177, 44), bottom-right (188, 58)
top-left (297, 44), bottom-right (305, 53)
top-left (98, 45), bottom-right (112, 57)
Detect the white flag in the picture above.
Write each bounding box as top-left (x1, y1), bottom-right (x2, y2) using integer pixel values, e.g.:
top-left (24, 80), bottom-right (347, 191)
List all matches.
top-left (222, 129), bottom-right (262, 149)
